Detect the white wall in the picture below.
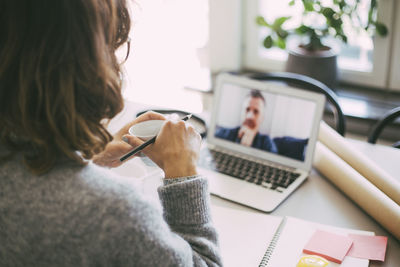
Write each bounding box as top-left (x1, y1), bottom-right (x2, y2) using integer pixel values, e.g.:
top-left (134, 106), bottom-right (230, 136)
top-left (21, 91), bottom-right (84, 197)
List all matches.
top-left (209, 0), bottom-right (242, 74)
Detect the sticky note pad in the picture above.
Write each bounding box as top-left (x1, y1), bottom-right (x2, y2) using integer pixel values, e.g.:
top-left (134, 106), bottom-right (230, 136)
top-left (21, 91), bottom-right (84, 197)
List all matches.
top-left (303, 230), bottom-right (353, 264)
top-left (347, 234), bottom-right (388, 261)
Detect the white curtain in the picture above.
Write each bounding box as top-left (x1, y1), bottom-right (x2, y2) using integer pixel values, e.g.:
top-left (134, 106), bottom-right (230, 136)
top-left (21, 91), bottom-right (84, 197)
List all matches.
top-left (269, 96), bottom-right (316, 139)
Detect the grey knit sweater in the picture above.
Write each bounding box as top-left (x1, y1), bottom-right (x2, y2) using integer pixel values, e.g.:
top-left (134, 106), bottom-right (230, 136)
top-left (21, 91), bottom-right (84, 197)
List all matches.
top-left (0, 156), bottom-right (222, 267)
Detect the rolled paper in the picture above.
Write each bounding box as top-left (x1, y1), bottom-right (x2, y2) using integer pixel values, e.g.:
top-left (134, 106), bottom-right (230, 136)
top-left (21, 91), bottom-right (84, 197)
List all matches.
top-left (318, 121), bottom-right (400, 205)
top-left (313, 142), bottom-right (400, 241)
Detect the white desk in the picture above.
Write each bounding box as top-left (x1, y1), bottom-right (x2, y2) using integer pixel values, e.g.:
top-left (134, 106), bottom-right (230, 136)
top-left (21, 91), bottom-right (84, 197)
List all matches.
top-left (210, 140), bottom-right (400, 267)
top-left (111, 100), bottom-right (400, 267)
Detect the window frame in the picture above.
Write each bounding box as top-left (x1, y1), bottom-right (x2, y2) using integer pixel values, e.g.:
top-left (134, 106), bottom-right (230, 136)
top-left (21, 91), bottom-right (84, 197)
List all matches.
top-left (209, 0), bottom-right (243, 74)
top-left (389, 0), bottom-right (400, 91)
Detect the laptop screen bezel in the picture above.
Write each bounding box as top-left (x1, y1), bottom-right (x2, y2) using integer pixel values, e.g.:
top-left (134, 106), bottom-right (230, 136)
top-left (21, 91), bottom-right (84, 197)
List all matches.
top-left (207, 73), bottom-right (326, 172)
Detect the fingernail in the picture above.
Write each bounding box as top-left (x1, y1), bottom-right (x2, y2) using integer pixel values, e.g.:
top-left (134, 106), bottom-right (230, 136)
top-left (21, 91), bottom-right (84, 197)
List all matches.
top-left (122, 136), bottom-right (129, 143)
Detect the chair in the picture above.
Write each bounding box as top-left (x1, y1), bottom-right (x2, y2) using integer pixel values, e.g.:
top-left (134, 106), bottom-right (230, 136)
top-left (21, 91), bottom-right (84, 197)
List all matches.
top-left (367, 106), bottom-right (400, 148)
top-left (242, 71), bottom-right (346, 136)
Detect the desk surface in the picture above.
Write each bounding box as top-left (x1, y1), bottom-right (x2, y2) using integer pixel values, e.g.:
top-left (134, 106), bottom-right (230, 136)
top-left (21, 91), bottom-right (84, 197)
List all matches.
top-left (210, 139), bottom-right (399, 267)
top-left (111, 100), bottom-right (400, 267)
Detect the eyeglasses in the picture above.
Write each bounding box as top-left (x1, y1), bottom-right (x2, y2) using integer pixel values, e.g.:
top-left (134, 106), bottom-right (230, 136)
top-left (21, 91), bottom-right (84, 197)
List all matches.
top-left (123, 37), bottom-right (131, 63)
top-left (117, 37), bottom-right (131, 64)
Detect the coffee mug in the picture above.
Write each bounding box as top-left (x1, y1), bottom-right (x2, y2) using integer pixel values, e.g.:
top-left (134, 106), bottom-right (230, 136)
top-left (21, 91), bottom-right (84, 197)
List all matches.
top-left (128, 120), bottom-right (165, 141)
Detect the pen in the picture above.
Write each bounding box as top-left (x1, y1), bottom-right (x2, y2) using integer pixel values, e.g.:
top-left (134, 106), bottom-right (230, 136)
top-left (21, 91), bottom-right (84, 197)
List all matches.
top-left (119, 114), bottom-right (192, 162)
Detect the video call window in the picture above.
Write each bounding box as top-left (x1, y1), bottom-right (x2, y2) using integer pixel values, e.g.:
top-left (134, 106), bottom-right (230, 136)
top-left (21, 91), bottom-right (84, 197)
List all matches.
top-left (214, 83), bottom-right (316, 162)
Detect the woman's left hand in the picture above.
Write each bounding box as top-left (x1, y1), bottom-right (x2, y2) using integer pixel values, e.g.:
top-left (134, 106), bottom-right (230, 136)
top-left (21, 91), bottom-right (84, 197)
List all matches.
top-left (92, 111), bottom-right (166, 168)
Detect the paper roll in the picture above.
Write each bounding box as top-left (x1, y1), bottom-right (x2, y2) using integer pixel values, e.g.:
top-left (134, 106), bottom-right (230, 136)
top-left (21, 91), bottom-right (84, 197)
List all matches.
top-left (313, 142), bottom-right (400, 240)
top-left (319, 121), bottom-right (400, 205)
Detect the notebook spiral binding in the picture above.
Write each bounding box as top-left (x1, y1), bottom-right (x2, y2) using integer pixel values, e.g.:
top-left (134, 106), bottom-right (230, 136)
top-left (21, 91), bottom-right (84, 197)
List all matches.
top-left (259, 218), bottom-right (287, 267)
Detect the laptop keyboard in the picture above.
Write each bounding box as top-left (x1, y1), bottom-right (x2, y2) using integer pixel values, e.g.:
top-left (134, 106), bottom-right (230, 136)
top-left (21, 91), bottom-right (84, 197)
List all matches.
top-left (198, 148), bottom-right (300, 193)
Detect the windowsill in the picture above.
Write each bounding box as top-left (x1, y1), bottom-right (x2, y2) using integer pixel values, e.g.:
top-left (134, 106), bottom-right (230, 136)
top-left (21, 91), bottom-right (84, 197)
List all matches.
top-left (330, 84), bottom-right (400, 143)
top-left (335, 84), bottom-right (400, 121)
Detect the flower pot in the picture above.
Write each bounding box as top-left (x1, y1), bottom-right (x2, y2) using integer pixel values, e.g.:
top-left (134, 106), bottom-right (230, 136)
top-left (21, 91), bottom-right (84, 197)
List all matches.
top-left (285, 45), bottom-right (338, 89)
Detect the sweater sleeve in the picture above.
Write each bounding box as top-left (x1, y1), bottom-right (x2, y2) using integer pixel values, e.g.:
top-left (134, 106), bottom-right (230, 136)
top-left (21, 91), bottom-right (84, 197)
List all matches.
top-left (157, 176), bottom-right (222, 266)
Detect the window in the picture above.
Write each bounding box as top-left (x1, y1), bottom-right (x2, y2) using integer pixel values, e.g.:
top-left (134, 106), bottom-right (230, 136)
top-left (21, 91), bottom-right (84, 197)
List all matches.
top-left (123, 0), bottom-right (400, 106)
top-left (208, 0), bottom-right (399, 91)
top-left (242, 0), bottom-right (396, 89)
top-left (122, 0), bottom-right (210, 113)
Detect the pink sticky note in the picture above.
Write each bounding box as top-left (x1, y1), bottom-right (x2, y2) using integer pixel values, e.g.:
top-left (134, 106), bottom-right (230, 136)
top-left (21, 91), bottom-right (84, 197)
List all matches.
top-left (303, 230), bottom-right (353, 264)
top-left (347, 234), bottom-right (388, 261)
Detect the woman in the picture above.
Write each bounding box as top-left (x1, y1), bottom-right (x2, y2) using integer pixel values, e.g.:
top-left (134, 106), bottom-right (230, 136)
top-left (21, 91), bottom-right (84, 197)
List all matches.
top-left (0, 0), bottom-right (221, 266)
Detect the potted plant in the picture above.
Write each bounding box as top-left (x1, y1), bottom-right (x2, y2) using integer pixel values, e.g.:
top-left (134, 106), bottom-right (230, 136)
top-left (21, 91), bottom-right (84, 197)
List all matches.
top-left (256, 0), bottom-right (388, 89)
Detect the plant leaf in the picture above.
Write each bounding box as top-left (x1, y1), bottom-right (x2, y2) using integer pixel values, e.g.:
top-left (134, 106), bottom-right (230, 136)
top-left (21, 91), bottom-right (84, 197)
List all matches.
top-left (277, 28), bottom-right (289, 39)
top-left (375, 22), bottom-right (388, 37)
top-left (275, 37), bottom-right (286, 49)
top-left (273, 16), bottom-right (291, 28)
top-left (322, 7), bottom-right (335, 19)
top-left (302, 0), bottom-right (314, 12)
top-left (295, 25), bottom-right (311, 35)
top-left (368, 0), bottom-right (377, 24)
top-left (256, 16), bottom-right (269, 27)
top-left (329, 17), bottom-right (343, 28)
top-left (263, 35), bottom-right (273, 48)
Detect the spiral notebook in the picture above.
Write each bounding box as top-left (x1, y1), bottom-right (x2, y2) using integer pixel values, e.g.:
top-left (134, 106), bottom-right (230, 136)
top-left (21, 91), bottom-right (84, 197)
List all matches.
top-left (211, 205), bottom-right (373, 267)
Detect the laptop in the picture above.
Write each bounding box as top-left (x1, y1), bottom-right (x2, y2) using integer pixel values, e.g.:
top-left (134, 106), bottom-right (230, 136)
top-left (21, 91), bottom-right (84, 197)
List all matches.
top-left (198, 73), bottom-right (325, 212)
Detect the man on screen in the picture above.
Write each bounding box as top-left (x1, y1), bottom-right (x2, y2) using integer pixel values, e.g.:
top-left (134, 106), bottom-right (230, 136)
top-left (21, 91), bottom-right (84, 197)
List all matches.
top-left (215, 89), bottom-right (277, 153)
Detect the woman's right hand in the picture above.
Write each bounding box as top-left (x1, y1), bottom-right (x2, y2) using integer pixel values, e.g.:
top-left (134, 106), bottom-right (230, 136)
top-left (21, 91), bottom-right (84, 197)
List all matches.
top-left (123, 118), bottom-right (202, 179)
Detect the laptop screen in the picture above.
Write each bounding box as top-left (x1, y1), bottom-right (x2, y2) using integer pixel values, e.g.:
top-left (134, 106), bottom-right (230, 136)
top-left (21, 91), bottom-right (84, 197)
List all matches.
top-left (213, 82), bottom-right (318, 163)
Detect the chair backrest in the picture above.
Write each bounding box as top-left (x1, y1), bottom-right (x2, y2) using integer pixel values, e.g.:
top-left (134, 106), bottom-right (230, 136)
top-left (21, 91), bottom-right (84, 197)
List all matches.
top-left (243, 72), bottom-right (346, 136)
top-left (367, 106), bottom-right (400, 148)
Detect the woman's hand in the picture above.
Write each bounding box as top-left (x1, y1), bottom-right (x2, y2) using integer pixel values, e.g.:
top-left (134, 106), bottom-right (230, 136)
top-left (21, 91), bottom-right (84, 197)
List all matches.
top-left (123, 118), bottom-right (202, 179)
top-left (92, 111), bottom-right (166, 168)
top-left (92, 140), bottom-right (133, 168)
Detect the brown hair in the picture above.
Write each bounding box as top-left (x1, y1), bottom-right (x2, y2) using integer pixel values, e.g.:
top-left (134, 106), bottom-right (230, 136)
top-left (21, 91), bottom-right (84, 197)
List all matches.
top-left (0, 0), bottom-right (131, 174)
top-left (249, 89), bottom-right (266, 105)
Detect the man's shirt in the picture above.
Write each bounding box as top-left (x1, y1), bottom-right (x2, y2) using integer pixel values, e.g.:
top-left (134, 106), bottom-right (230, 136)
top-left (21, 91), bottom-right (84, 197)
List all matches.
top-left (215, 126), bottom-right (278, 153)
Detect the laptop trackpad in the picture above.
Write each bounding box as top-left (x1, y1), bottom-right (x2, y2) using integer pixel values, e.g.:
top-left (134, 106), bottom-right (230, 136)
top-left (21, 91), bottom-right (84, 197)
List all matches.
top-left (199, 168), bottom-right (246, 197)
